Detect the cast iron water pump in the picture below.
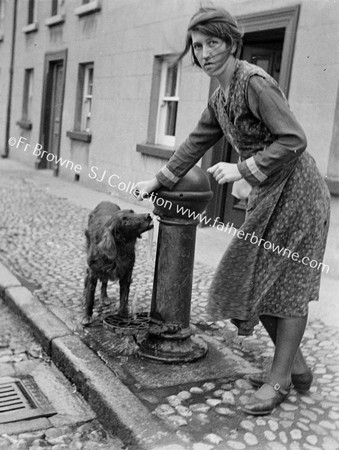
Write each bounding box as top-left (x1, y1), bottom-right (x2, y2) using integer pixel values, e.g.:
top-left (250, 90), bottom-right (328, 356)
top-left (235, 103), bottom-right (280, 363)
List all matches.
top-left (138, 165), bottom-right (213, 363)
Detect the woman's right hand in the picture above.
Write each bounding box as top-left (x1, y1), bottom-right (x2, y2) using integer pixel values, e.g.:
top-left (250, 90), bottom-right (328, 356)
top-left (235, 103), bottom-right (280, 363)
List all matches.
top-left (133, 177), bottom-right (161, 201)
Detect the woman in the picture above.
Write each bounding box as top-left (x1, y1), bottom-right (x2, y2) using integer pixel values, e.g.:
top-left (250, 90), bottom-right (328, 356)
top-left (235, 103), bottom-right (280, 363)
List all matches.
top-left (134, 7), bottom-right (331, 415)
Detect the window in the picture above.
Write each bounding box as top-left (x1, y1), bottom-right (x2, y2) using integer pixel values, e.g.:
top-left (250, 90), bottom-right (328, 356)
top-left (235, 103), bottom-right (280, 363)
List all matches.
top-left (44, 0), bottom-right (65, 26)
top-left (0, 0), bottom-right (5, 38)
top-left (51, 0), bottom-right (58, 15)
top-left (68, 62), bottom-right (94, 137)
top-left (74, 0), bottom-right (101, 17)
top-left (156, 58), bottom-right (180, 147)
top-left (17, 68), bottom-right (34, 129)
top-left (46, 0), bottom-right (65, 26)
top-left (81, 64), bottom-right (94, 132)
top-left (51, 0), bottom-right (64, 16)
top-left (22, 69), bottom-right (34, 121)
top-left (23, 0), bottom-right (38, 32)
top-left (27, 0), bottom-right (36, 25)
top-left (136, 55), bottom-right (180, 158)
top-left (66, 63), bottom-right (94, 142)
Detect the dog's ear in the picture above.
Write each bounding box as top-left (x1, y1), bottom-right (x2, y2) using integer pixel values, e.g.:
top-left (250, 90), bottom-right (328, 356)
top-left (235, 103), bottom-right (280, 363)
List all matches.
top-left (98, 217), bottom-right (119, 259)
top-left (111, 216), bottom-right (126, 243)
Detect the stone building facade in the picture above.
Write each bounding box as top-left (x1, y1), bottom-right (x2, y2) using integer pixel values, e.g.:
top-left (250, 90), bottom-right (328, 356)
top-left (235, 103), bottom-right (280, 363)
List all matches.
top-left (0, 0), bottom-right (338, 224)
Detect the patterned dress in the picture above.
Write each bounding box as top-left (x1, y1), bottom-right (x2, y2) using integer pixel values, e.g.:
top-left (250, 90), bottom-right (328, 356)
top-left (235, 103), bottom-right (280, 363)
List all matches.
top-left (156, 60), bottom-right (331, 335)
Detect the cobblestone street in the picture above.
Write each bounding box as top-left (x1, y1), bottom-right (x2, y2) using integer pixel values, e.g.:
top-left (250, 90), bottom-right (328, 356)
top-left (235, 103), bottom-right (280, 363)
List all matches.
top-left (1, 161), bottom-right (339, 450)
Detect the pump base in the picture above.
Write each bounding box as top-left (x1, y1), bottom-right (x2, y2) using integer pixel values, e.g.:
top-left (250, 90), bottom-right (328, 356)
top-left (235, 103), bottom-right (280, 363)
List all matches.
top-left (138, 332), bottom-right (208, 363)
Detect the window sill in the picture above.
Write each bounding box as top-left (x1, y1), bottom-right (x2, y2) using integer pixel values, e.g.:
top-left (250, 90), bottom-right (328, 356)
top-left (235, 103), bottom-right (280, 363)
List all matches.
top-left (45, 14), bottom-right (65, 27)
top-left (325, 176), bottom-right (339, 196)
top-left (136, 143), bottom-right (175, 159)
top-left (74, 0), bottom-right (101, 17)
top-left (66, 130), bottom-right (92, 143)
top-left (22, 22), bottom-right (38, 34)
top-left (16, 119), bottom-right (32, 130)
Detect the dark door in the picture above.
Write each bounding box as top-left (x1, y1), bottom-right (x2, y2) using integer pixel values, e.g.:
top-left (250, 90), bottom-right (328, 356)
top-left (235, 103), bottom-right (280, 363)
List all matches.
top-left (203, 30), bottom-right (283, 228)
top-left (38, 51), bottom-right (67, 174)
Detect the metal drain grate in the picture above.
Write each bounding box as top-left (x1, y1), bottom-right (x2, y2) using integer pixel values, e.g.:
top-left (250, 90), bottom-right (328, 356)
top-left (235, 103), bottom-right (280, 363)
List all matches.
top-left (0, 376), bottom-right (56, 424)
top-left (103, 312), bottom-right (150, 336)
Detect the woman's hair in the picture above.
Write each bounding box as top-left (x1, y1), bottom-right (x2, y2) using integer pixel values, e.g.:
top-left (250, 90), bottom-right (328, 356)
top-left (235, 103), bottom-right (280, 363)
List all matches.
top-left (178, 6), bottom-right (243, 67)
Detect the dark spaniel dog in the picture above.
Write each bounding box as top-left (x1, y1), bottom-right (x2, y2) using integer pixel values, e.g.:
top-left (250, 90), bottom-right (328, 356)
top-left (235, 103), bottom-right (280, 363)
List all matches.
top-left (82, 201), bottom-right (153, 325)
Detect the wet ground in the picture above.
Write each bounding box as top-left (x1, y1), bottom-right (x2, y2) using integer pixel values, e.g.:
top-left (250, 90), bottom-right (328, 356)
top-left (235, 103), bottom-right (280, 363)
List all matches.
top-left (1, 163), bottom-right (339, 449)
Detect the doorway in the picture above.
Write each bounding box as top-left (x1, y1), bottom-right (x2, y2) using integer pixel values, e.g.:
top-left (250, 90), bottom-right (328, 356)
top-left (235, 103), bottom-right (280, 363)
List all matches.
top-left (202, 6), bottom-right (300, 228)
top-left (38, 50), bottom-right (67, 174)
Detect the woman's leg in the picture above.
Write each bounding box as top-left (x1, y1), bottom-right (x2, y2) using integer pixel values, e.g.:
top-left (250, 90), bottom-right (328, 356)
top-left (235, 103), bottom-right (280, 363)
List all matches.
top-left (260, 315), bottom-right (309, 375)
top-left (269, 315), bottom-right (308, 388)
top-left (252, 315), bottom-right (308, 402)
top-left (243, 315), bottom-right (309, 413)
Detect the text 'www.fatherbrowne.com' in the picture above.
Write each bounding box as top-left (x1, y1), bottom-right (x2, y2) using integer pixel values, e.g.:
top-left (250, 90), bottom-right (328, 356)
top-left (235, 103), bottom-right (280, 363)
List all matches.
top-left (176, 204), bottom-right (330, 274)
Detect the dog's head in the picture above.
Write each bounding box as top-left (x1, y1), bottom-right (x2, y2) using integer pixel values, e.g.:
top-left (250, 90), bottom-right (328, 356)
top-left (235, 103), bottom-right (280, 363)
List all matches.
top-left (98, 210), bottom-right (153, 259)
top-left (113, 210), bottom-right (153, 241)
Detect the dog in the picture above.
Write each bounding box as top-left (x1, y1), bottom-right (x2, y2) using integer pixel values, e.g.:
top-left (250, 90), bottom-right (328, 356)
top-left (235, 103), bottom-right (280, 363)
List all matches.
top-left (82, 201), bottom-right (153, 325)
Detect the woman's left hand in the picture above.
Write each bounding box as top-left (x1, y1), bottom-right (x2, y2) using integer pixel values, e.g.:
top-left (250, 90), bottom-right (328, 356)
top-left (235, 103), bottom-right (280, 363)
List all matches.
top-left (207, 162), bottom-right (242, 184)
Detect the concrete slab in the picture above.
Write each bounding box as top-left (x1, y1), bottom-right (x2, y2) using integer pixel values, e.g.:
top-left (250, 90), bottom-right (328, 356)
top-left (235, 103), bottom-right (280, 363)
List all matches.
top-left (126, 342), bottom-right (257, 389)
top-left (0, 418), bottom-right (52, 436)
top-left (13, 360), bottom-right (41, 376)
top-left (51, 334), bottom-right (182, 449)
top-left (0, 363), bottom-right (15, 378)
top-left (4, 286), bottom-right (71, 353)
top-left (0, 293), bottom-right (126, 449)
top-left (82, 326), bottom-right (257, 390)
top-left (31, 363), bottom-right (96, 428)
top-left (0, 263), bottom-right (21, 294)
top-left (0, 360), bottom-right (96, 435)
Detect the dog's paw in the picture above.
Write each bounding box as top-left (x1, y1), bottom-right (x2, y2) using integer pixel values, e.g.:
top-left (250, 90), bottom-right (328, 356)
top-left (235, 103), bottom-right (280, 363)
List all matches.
top-left (81, 315), bottom-right (93, 327)
top-left (101, 296), bottom-right (112, 307)
top-left (118, 308), bottom-right (129, 317)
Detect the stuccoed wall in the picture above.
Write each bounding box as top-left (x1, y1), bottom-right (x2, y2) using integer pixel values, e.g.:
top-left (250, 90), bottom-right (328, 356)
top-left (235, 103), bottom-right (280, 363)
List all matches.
top-left (0, 0), bottom-right (15, 156)
top-left (2, 0), bottom-right (338, 203)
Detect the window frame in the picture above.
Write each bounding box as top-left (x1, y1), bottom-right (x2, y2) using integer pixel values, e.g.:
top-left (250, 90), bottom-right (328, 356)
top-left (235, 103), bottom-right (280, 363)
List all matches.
top-left (51, 0), bottom-right (59, 16)
top-left (22, 68), bottom-right (34, 122)
top-left (155, 57), bottom-right (181, 147)
top-left (80, 63), bottom-right (94, 132)
top-left (0, 0), bottom-right (5, 39)
top-left (67, 62), bottom-right (94, 142)
top-left (74, 0), bottom-right (101, 17)
top-left (45, 0), bottom-right (65, 26)
top-left (23, 0), bottom-right (38, 33)
top-left (27, 0), bottom-right (37, 25)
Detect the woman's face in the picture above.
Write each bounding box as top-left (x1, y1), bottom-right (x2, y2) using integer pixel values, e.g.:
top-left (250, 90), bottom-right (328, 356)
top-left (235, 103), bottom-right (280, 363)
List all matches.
top-left (191, 31), bottom-right (234, 77)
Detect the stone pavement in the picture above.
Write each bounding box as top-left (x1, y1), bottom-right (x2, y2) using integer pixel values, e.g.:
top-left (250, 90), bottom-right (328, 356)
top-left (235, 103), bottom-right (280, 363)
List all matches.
top-left (0, 296), bottom-right (125, 449)
top-left (0, 158), bottom-right (339, 450)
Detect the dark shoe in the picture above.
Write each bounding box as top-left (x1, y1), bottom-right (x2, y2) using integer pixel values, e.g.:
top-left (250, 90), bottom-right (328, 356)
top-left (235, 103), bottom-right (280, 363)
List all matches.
top-left (248, 370), bottom-right (313, 394)
top-left (247, 372), bottom-right (267, 388)
top-left (242, 382), bottom-right (290, 416)
top-left (291, 371), bottom-right (313, 394)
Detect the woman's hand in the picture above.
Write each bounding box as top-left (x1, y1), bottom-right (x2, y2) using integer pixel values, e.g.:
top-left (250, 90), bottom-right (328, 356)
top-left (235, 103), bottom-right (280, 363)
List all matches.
top-left (133, 177), bottom-right (161, 201)
top-left (207, 162), bottom-right (242, 184)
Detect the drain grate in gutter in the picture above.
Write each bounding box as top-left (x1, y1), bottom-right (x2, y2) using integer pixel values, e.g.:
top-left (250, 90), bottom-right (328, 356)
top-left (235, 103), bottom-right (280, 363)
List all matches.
top-left (0, 375), bottom-right (56, 424)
